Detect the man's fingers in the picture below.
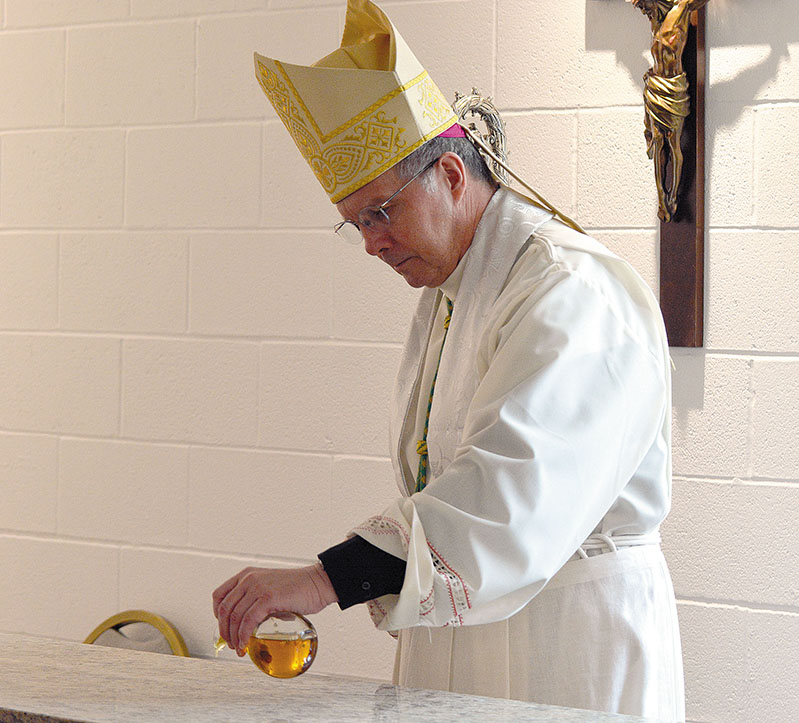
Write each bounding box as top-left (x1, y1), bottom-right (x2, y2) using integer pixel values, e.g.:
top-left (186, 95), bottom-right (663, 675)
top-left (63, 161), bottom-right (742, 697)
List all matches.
top-left (212, 569), bottom-right (245, 618)
top-left (237, 598), bottom-right (276, 653)
top-left (229, 590), bottom-right (272, 655)
top-left (216, 580), bottom-right (249, 648)
top-left (211, 565), bottom-right (334, 654)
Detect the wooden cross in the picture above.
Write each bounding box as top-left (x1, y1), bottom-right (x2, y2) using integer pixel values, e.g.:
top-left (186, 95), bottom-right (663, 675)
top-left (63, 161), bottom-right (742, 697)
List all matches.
top-left (659, 8), bottom-right (706, 347)
top-left (632, 1), bottom-right (708, 347)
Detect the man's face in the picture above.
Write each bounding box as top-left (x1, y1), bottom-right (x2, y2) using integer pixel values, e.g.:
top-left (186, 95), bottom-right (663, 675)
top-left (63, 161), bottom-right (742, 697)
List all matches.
top-left (335, 162), bottom-right (464, 289)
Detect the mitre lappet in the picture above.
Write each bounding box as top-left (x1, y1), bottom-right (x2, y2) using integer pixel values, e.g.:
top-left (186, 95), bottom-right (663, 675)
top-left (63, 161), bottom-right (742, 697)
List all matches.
top-left (253, 0), bottom-right (459, 203)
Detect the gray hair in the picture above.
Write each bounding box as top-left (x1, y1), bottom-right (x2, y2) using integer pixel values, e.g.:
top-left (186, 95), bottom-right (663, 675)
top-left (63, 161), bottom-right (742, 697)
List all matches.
top-left (391, 136), bottom-right (497, 190)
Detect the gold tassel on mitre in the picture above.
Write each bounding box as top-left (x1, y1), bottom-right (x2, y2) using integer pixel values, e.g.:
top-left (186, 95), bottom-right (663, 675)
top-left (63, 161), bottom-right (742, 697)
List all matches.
top-left (253, 0), bottom-right (457, 203)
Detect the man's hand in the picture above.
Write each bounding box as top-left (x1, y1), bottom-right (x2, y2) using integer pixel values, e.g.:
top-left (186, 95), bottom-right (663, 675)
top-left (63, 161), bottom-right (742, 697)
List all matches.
top-left (212, 563), bottom-right (337, 655)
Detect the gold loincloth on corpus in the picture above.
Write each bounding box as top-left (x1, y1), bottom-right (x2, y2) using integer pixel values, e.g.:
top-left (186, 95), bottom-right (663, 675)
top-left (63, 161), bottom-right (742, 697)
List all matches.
top-left (643, 70), bottom-right (689, 153)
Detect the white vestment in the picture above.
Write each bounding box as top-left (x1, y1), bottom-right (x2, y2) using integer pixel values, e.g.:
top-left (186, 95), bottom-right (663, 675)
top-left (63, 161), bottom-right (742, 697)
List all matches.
top-left (352, 187), bottom-right (684, 720)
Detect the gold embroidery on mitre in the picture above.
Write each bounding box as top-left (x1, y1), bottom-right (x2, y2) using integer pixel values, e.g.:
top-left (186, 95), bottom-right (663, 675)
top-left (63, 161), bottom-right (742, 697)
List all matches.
top-left (325, 109), bottom-right (408, 199)
top-left (255, 56), bottom-right (456, 202)
top-left (274, 62), bottom-right (428, 145)
top-left (418, 75), bottom-right (453, 125)
top-left (366, 119), bottom-right (395, 151)
top-left (256, 62), bottom-right (291, 127)
top-left (322, 143), bottom-right (365, 186)
top-left (310, 157), bottom-right (337, 194)
top-left (331, 117), bottom-right (451, 202)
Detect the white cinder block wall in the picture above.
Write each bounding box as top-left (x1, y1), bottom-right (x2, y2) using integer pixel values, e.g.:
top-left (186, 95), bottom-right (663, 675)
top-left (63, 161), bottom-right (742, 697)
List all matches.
top-left (0, 1), bottom-right (796, 720)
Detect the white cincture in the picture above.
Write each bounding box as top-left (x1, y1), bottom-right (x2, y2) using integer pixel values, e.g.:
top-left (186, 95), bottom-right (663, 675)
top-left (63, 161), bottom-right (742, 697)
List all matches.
top-left (574, 532), bottom-right (661, 560)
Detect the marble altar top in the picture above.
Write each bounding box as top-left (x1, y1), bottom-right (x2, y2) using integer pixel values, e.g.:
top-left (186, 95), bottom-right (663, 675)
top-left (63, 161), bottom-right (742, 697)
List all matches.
top-left (0, 633), bottom-right (653, 722)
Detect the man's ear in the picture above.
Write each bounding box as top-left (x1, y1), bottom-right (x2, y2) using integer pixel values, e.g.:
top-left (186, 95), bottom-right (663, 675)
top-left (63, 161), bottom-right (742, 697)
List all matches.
top-left (437, 152), bottom-right (467, 203)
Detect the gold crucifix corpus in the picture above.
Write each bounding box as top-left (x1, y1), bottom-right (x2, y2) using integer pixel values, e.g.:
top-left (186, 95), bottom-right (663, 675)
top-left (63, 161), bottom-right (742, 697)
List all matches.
top-left (629, 0), bottom-right (711, 222)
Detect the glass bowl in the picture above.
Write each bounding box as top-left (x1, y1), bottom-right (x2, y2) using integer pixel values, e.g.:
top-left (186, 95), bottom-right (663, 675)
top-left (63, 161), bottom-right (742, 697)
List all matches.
top-left (215, 612), bottom-right (318, 679)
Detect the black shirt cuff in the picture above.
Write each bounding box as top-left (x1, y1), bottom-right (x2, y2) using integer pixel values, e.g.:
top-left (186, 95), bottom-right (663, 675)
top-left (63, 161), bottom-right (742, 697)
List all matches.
top-left (318, 535), bottom-right (406, 610)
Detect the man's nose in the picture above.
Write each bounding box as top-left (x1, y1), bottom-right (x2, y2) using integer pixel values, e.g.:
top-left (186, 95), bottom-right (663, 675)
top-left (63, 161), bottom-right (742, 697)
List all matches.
top-left (362, 226), bottom-right (391, 257)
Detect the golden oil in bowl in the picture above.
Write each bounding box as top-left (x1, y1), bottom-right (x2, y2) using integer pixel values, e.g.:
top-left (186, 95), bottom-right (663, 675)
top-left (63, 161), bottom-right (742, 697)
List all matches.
top-left (246, 629), bottom-right (317, 678)
top-left (215, 612), bottom-right (317, 679)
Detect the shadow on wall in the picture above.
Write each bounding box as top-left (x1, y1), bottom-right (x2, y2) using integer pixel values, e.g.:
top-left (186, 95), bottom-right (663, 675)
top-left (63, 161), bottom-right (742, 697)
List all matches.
top-left (671, 352), bottom-right (706, 425)
top-left (585, 0), bottom-right (795, 93)
top-left (584, 0), bottom-right (795, 204)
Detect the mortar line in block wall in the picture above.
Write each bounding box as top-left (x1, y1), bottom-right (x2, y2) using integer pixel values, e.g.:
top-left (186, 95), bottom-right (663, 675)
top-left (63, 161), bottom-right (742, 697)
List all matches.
top-left (705, 225), bottom-right (799, 233)
top-left (672, 475), bottom-right (799, 488)
top-left (192, 18), bottom-right (199, 122)
top-left (673, 348), bottom-right (799, 360)
top-left (55, 233), bottom-right (62, 327)
top-left (745, 357), bottom-right (756, 478)
top-left (184, 235), bottom-right (191, 334)
top-left (330, 452), bottom-right (394, 462)
top-left (54, 435), bottom-right (61, 534)
top-left (0, 12), bottom-right (275, 34)
top-left (573, 111), bottom-right (580, 216)
top-left (499, 105), bottom-right (644, 116)
top-left (752, 105), bottom-right (763, 226)
top-left (344, 0), bottom-right (463, 6)
top-left (0, 119), bottom-right (266, 134)
top-left (122, 129), bottom-right (129, 226)
top-left (259, 337), bottom-right (405, 349)
top-left (0, 226), bottom-right (337, 234)
top-left (491, 0), bottom-right (497, 98)
top-left (0, 329), bottom-right (406, 349)
top-left (1, 428), bottom-right (392, 463)
top-left (326, 203), bottom-right (335, 338)
top-left (256, 337), bottom-right (264, 444)
top-left (116, 546), bottom-right (123, 612)
top-left (117, 337), bottom-right (124, 437)
top-left (183, 445), bottom-right (191, 546)
top-left (61, 28), bottom-right (67, 126)
top-left (514, 101), bottom-right (799, 117)
top-left (677, 597), bottom-right (799, 617)
top-left (578, 225), bottom-right (671, 233)
top-left (0, 530), bottom-right (121, 551)
top-left (258, 123), bottom-right (265, 228)
top-left (0, 530), bottom-right (320, 568)
top-left (746, 100), bottom-right (799, 110)
top-left (588, 225), bottom-right (799, 234)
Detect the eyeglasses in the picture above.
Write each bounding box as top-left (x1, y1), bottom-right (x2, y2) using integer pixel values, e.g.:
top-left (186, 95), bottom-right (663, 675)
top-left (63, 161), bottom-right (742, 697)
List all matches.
top-left (334, 157), bottom-right (441, 244)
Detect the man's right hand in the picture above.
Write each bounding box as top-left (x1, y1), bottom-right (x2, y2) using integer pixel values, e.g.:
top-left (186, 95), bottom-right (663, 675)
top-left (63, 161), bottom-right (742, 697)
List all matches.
top-left (212, 563), bottom-right (337, 656)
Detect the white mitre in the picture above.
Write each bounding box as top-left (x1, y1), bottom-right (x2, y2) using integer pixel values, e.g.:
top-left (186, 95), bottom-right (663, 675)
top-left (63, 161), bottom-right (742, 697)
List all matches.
top-left (254, 0), bottom-right (457, 203)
